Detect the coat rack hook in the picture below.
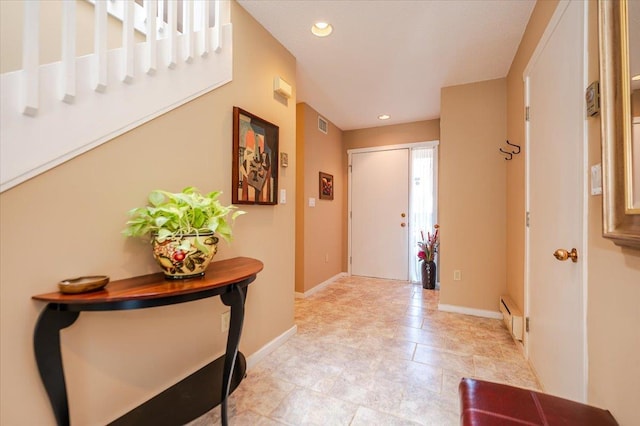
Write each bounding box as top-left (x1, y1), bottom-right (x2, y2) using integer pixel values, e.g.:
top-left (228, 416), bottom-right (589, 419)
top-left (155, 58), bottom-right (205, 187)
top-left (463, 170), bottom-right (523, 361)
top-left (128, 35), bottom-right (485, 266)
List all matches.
top-left (506, 140), bottom-right (521, 154)
top-left (499, 148), bottom-right (513, 160)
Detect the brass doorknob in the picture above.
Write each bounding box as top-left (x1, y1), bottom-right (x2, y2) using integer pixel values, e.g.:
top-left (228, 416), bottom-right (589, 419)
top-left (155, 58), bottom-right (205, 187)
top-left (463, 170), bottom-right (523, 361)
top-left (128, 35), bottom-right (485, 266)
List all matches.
top-left (553, 248), bottom-right (578, 263)
top-left (400, 223), bottom-right (406, 227)
top-left (401, 213), bottom-right (406, 218)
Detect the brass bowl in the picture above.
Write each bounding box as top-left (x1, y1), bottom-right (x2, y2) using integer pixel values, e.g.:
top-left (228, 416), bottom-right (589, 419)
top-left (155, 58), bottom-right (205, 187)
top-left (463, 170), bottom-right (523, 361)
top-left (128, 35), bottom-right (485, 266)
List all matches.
top-left (58, 275), bottom-right (109, 294)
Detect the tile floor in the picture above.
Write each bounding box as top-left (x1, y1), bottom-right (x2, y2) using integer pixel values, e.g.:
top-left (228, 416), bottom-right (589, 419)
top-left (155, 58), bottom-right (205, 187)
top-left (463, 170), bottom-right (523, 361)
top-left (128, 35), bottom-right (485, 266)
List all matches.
top-left (189, 276), bottom-right (540, 425)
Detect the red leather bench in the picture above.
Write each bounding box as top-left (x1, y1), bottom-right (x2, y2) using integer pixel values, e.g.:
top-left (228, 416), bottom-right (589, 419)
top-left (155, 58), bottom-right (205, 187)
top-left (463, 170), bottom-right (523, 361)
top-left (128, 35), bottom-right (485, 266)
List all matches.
top-left (459, 378), bottom-right (618, 425)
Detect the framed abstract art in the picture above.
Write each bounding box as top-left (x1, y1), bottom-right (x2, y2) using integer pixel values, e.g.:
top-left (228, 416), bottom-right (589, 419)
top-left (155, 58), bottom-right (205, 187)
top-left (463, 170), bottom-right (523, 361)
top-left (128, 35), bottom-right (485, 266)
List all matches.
top-left (232, 107), bottom-right (279, 205)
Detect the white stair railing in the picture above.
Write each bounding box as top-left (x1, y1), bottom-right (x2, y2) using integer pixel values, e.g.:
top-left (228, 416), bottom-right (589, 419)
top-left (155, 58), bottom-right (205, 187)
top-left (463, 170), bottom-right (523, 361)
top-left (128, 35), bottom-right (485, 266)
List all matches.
top-left (0, 0), bottom-right (232, 193)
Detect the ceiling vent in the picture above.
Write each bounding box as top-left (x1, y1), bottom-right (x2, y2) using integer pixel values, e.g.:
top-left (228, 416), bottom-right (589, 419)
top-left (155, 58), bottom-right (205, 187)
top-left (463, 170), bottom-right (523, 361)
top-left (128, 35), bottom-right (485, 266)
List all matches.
top-left (318, 116), bottom-right (328, 134)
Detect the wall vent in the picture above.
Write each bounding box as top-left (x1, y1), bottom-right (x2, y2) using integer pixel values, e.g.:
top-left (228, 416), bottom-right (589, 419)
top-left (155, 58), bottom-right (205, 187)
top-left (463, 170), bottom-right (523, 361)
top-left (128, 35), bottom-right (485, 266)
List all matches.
top-left (318, 116), bottom-right (328, 134)
top-left (500, 295), bottom-right (523, 341)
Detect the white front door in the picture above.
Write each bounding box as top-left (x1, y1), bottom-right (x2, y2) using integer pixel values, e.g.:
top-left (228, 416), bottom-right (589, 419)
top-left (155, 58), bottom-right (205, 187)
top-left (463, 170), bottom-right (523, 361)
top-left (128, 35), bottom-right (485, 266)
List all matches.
top-left (350, 149), bottom-right (409, 280)
top-left (525, 0), bottom-right (586, 401)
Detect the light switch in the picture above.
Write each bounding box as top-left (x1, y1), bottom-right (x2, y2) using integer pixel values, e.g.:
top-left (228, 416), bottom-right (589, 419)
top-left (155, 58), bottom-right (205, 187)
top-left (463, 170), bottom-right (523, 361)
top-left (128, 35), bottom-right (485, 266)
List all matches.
top-left (591, 164), bottom-right (602, 195)
top-left (309, 197), bottom-right (316, 207)
top-left (280, 189), bottom-right (286, 204)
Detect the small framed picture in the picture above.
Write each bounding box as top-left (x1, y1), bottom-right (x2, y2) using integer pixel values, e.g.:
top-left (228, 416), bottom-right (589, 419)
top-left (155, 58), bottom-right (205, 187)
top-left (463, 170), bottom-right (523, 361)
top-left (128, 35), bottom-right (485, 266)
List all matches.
top-left (232, 107), bottom-right (279, 205)
top-left (319, 172), bottom-right (334, 200)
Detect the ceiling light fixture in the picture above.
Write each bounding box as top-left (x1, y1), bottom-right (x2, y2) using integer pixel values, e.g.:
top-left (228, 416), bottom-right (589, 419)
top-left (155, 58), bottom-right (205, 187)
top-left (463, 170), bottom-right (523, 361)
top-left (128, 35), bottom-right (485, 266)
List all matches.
top-left (632, 74), bottom-right (640, 81)
top-left (378, 114), bottom-right (390, 120)
top-left (312, 22), bottom-right (333, 37)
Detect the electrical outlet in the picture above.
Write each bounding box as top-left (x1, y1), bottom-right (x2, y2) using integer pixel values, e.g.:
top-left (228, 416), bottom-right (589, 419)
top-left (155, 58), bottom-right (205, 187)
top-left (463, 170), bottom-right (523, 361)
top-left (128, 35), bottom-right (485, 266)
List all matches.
top-left (453, 270), bottom-right (461, 281)
top-left (221, 311), bottom-right (230, 332)
top-left (325, 253), bottom-right (329, 263)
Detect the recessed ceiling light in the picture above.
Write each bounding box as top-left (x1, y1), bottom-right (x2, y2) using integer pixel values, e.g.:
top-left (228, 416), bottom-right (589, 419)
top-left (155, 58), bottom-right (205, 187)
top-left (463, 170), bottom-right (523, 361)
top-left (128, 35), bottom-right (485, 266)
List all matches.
top-left (632, 74), bottom-right (640, 81)
top-left (312, 22), bottom-right (333, 37)
top-left (378, 114), bottom-right (390, 120)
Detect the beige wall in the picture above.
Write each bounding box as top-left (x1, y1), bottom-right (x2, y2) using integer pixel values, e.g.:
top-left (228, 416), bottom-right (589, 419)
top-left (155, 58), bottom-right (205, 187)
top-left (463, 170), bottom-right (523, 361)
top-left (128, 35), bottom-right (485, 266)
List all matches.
top-left (295, 103), bottom-right (345, 293)
top-left (343, 120), bottom-right (440, 151)
top-left (0, 0), bottom-right (144, 74)
top-left (0, 3), bottom-right (296, 425)
top-left (439, 78), bottom-right (507, 312)
top-left (505, 1), bottom-right (640, 423)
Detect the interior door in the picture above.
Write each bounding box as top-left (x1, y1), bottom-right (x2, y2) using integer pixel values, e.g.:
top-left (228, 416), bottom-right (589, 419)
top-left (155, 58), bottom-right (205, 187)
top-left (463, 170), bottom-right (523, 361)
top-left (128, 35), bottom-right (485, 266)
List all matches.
top-left (526, 0), bottom-right (586, 401)
top-left (351, 148), bottom-right (409, 280)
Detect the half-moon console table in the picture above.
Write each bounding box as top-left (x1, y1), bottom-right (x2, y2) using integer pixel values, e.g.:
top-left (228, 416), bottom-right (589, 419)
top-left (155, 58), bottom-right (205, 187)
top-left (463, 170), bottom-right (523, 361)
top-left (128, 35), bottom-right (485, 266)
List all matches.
top-left (32, 256), bottom-right (263, 426)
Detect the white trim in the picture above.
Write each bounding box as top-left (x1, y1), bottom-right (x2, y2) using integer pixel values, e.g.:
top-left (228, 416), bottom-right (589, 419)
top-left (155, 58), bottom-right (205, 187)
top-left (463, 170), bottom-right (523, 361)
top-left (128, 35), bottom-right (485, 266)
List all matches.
top-left (22, 0), bottom-right (39, 116)
top-left (94, 0), bottom-right (108, 92)
top-left (438, 304), bottom-right (502, 320)
top-left (524, 76), bottom-right (531, 360)
top-left (346, 140), bottom-right (439, 155)
top-left (294, 272), bottom-right (347, 298)
top-left (167, 0), bottom-right (178, 69)
top-left (580, 0), bottom-right (590, 403)
top-left (522, 0), bottom-right (571, 81)
top-left (122, 0), bottom-right (136, 83)
top-left (61, 0), bottom-right (76, 103)
top-left (246, 325), bottom-right (297, 370)
top-left (145, 0), bottom-right (158, 75)
top-left (347, 140), bottom-right (439, 278)
top-left (348, 153), bottom-right (352, 276)
top-left (408, 144), bottom-right (439, 283)
top-left (523, 0), bottom-right (587, 402)
top-left (1, 22), bottom-right (233, 192)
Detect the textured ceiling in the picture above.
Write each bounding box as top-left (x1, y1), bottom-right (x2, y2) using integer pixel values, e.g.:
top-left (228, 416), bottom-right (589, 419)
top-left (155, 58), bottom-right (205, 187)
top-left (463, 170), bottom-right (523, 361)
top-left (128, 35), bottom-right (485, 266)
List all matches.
top-left (238, 0), bottom-right (536, 130)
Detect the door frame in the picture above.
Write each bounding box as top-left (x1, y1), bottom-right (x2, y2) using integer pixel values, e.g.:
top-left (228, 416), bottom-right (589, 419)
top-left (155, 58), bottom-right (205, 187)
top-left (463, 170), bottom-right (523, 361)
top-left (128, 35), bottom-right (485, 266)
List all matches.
top-left (347, 141), bottom-right (439, 278)
top-left (522, 0), bottom-right (588, 401)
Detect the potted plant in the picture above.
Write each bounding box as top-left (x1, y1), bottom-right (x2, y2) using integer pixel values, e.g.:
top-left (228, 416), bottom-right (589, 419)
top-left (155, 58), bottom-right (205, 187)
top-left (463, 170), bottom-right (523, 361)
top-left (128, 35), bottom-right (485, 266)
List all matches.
top-left (123, 187), bottom-right (245, 279)
top-left (417, 224), bottom-right (439, 289)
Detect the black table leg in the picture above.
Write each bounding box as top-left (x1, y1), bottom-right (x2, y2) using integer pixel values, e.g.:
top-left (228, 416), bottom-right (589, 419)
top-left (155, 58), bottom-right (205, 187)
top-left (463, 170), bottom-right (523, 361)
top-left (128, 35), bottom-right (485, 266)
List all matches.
top-left (220, 284), bottom-right (246, 426)
top-left (33, 305), bottom-right (80, 426)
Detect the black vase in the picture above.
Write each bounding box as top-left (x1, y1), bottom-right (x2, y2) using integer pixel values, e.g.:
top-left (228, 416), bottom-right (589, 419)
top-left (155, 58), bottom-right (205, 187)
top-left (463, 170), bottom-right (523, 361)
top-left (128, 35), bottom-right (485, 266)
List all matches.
top-left (421, 260), bottom-right (436, 289)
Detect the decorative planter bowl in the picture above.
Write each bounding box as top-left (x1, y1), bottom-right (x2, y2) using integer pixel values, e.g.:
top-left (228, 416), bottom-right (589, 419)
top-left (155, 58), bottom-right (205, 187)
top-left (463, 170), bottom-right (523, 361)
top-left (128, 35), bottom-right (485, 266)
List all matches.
top-left (152, 232), bottom-right (219, 279)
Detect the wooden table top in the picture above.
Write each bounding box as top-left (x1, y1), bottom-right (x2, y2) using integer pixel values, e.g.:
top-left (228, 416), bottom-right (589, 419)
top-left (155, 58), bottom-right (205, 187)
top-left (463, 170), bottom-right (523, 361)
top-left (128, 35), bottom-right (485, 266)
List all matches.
top-left (32, 257), bottom-right (264, 305)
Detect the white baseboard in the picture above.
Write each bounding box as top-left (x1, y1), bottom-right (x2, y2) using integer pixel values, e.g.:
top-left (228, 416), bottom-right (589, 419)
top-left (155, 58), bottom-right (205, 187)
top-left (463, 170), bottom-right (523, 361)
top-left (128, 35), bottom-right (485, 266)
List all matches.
top-left (294, 272), bottom-right (348, 299)
top-left (438, 303), bottom-right (502, 319)
top-left (246, 325), bottom-right (297, 370)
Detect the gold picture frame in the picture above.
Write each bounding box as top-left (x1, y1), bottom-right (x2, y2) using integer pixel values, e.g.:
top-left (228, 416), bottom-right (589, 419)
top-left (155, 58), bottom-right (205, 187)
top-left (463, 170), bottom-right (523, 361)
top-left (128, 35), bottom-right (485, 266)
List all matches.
top-left (598, 0), bottom-right (640, 248)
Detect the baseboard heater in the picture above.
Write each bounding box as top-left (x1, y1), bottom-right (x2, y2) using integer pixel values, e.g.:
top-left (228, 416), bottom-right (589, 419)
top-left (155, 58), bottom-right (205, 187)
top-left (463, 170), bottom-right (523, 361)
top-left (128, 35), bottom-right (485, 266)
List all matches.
top-left (500, 295), bottom-right (523, 341)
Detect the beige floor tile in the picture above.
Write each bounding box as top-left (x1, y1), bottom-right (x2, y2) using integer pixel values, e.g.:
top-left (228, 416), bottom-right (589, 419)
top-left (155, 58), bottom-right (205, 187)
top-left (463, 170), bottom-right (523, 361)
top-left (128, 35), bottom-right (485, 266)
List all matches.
top-left (395, 325), bottom-right (447, 348)
top-left (329, 376), bottom-right (404, 414)
top-left (393, 388), bottom-right (459, 425)
top-left (269, 387), bottom-right (359, 425)
top-left (190, 276), bottom-right (540, 425)
top-left (231, 373), bottom-right (295, 417)
top-left (226, 410), bottom-right (286, 426)
top-left (413, 345), bottom-right (475, 377)
top-left (350, 406), bottom-right (422, 426)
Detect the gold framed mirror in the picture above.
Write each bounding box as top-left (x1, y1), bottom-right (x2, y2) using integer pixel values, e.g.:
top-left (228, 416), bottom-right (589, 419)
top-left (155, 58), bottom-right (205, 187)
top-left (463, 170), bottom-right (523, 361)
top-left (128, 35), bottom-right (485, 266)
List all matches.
top-left (599, 0), bottom-right (640, 248)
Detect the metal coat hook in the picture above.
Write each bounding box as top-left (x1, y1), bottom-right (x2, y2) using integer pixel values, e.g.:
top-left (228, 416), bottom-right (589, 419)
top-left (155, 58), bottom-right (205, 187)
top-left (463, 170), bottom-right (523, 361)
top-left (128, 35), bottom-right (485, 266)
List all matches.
top-left (506, 140), bottom-right (521, 154)
top-left (499, 140), bottom-right (521, 160)
top-left (499, 148), bottom-right (513, 160)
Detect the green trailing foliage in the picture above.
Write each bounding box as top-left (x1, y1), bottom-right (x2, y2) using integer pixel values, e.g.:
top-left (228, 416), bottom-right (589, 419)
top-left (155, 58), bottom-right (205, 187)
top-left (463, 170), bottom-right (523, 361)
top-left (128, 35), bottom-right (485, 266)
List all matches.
top-left (123, 187), bottom-right (245, 243)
